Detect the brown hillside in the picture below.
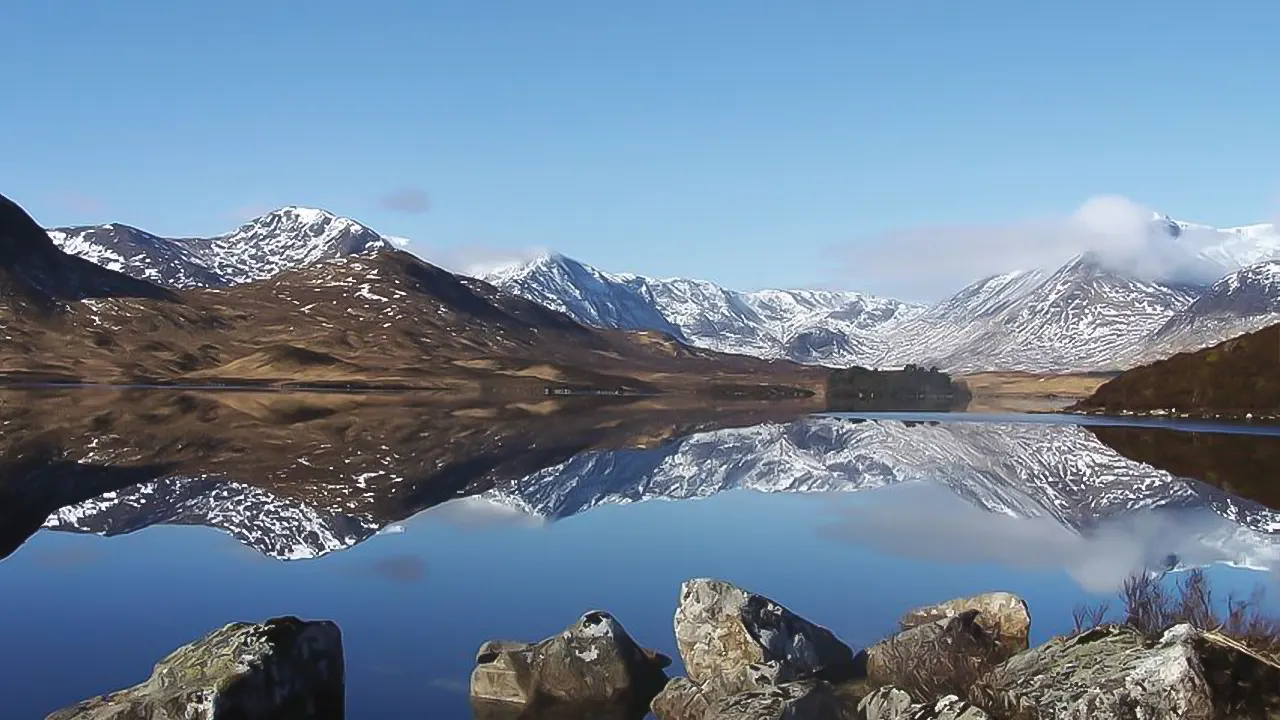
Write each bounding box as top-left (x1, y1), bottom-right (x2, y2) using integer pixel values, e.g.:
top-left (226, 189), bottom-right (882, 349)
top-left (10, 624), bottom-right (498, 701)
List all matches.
top-left (0, 192), bottom-right (825, 395)
top-left (1072, 322), bottom-right (1280, 418)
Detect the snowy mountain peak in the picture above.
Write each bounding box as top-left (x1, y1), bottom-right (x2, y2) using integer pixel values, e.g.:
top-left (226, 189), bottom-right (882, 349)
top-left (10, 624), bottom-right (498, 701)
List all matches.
top-left (485, 253), bottom-right (925, 367)
top-left (235, 206), bottom-right (371, 235)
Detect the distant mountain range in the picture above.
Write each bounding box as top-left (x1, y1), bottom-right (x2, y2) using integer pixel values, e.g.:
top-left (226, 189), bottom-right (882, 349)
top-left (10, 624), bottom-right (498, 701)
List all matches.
top-left (45, 207), bottom-right (1280, 373)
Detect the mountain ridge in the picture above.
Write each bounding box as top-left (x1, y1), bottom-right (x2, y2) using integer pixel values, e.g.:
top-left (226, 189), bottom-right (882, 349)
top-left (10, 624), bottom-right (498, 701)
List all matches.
top-left (36, 201), bottom-right (1280, 374)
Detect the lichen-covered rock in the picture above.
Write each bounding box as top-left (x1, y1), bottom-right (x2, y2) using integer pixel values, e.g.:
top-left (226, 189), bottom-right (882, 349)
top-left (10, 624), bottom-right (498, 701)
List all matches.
top-left (979, 623), bottom-right (1280, 719)
top-left (899, 592), bottom-right (1030, 657)
top-left (674, 579), bottom-right (857, 686)
top-left (702, 680), bottom-right (850, 720)
top-left (470, 611), bottom-right (669, 716)
top-left (652, 662), bottom-right (795, 720)
top-left (860, 611), bottom-right (1000, 689)
top-left (47, 616), bottom-right (343, 720)
top-left (859, 687), bottom-right (990, 720)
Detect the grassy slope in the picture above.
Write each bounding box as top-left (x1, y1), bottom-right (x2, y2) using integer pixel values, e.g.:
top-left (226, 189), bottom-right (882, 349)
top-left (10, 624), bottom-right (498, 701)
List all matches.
top-left (1072, 322), bottom-right (1280, 417)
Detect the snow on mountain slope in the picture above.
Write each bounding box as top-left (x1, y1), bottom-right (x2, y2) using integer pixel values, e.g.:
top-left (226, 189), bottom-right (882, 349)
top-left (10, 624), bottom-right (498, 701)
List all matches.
top-left (879, 255), bottom-right (1203, 372)
top-left (47, 224), bottom-right (232, 288)
top-left (483, 253), bottom-right (684, 337)
top-left (481, 416), bottom-right (1280, 571)
top-left (42, 475), bottom-right (379, 560)
top-left (487, 251), bottom-right (1210, 372)
top-left (1167, 218), bottom-right (1280, 271)
top-left (1142, 260), bottom-right (1280, 360)
top-left (48, 207), bottom-right (391, 288)
top-left (183, 207), bottom-right (391, 284)
top-left (485, 253), bottom-right (923, 366)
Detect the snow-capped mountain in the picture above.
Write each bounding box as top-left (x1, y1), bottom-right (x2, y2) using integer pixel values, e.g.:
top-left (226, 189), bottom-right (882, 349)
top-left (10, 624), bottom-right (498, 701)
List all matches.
top-left (484, 213), bottom-right (1280, 373)
top-left (184, 207), bottom-right (391, 283)
top-left (48, 207), bottom-right (391, 288)
top-left (42, 475), bottom-right (381, 561)
top-left (878, 254), bottom-right (1204, 372)
top-left (1163, 217), bottom-right (1280, 271)
top-left (486, 251), bottom-right (1204, 372)
top-left (1143, 260), bottom-right (1280, 360)
top-left (43, 202), bottom-right (1280, 372)
top-left (485, 252), bottom-right (924, 365)
top-left (46, 224), bottom-right (232, 288)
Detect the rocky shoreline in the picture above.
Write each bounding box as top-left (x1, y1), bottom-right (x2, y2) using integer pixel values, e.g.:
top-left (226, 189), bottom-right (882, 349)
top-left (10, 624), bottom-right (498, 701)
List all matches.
top-left (46, 578), bottom-right (1280, 719)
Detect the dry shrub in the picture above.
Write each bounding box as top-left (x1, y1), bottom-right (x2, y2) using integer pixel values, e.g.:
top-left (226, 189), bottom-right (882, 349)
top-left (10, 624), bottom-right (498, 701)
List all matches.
top-left (1072, 568), bottom-right (1280, 655)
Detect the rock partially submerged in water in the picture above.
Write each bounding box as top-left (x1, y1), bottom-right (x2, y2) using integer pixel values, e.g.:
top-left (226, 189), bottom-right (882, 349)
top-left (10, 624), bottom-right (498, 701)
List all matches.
top-left (898, 592), bottom-right (1031, 657)
top-left (469, 610), bottom-right (670, 717)
top-left (655, 579), bottom-right (860, 720)
top-left (979, 623), bottom-right (1280, 719)
top-left (859, 687), bottom-right (990, 720)
top-left (673, 578), bottom-right (857, 685)
top-left (47, 616), bottom-right (343, 720)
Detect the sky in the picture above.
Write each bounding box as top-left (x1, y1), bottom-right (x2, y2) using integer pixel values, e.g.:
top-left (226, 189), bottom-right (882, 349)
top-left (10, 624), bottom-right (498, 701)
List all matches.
top-left (5, 1), bottom-right (1280, 300)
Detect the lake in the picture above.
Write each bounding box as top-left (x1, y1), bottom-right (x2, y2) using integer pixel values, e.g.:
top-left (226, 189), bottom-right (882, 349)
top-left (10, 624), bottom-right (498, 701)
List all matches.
top-left (1, 389), bottom-right (1279, 718)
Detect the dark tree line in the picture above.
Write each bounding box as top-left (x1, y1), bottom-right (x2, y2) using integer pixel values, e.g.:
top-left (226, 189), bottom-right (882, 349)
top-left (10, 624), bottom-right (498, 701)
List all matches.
top-left (827, 364), bottom-right (966, 411)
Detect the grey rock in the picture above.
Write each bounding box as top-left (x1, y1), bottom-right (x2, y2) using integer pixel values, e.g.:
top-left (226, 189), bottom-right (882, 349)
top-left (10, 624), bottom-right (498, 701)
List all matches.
top-left (859, 687), bottom-right (990, 720)
top-left (703, 680), bottom-right (851, 720)
top-left (47, 616), bottom-right (343, 720)
top-left (470, 610), bottom-right (669, 715)
top-left (651, 662), bottom-right (795, 720)
top-left (858, 687), bottom-right (915, 720)
top-left (979, 623), bottom-right (1280, 719)
top-left (860, 611), bottom-right (1001, 689)
top-left (674, 579), bottom-right (857, 686)
top-left (898, 592), bottom-right (1030, 657)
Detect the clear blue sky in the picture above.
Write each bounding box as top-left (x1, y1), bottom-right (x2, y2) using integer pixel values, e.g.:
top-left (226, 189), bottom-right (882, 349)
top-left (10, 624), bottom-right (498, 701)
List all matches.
top-left (5, 1), bottom-right (1279, 295)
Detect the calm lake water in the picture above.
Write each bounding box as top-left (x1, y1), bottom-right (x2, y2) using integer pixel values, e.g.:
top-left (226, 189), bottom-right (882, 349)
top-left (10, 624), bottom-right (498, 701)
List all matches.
top-left (2, 391), bottom-right (1280, 718)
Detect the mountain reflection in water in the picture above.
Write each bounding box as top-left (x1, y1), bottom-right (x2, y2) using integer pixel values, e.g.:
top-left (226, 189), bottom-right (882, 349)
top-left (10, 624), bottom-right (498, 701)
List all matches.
top-left (0, 388), bottom-right (1276, 572)
top-left (4, 389), bottom-right (1280, 719)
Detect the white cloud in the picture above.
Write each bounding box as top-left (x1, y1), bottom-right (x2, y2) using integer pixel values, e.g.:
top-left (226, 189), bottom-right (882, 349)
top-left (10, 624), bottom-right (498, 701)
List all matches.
top-left (412, 245), bottom-right (546, 278)
top-left (825, 194), bottom-right (1230, 301)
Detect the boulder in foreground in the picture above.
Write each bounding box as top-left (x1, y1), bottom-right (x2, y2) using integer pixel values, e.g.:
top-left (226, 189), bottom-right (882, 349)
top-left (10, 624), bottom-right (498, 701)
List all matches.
top-left (898, 592), bottom-right (1031, 657)
top-left (47, 616), bottom-right (343, 720)
top-left (673, 578), bottom-right (857, 685)
top-left (470, 610), bottom-right (670, 717)
top-left (978, 623), bottom-right (1280, 719)
top-left (655, 579), bottom-right (859, 719)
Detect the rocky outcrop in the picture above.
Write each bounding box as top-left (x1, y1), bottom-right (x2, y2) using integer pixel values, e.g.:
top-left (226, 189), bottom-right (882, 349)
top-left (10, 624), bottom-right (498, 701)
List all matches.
top-left (898, 592), bottom-right (1031, 657)
top-left (979, 623), bottom-right (1280, 719)
top-left (701, 681), bottom-right (850, 720)
top-left (673, 578), bottom-right (857, 685)
top-left (859, 611), bottom-right (1002, 690)
top-left (47, 616), bottom-right (343, 720)
top-left (469, 611), bottom-right (670, 717)
top-left (859, 687), bottom-right (990, 720)
top-left (655, 579), bottom-right (859, 719)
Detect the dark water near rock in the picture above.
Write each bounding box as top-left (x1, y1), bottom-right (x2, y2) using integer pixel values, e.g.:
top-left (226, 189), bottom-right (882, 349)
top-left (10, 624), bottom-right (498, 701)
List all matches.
top-left (2, 390), bottom-right (1280, 718)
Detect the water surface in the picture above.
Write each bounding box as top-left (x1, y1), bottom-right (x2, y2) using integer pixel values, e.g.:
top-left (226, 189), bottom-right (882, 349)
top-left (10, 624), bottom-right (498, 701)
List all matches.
top-left (2, 390), bottom-right (1279, 718)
